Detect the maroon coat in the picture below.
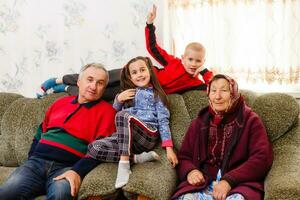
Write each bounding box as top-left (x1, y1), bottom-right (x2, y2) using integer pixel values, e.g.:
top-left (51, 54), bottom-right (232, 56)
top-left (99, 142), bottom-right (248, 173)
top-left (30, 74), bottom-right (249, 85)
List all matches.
top-left (172, 102), bottom-right (273, 200)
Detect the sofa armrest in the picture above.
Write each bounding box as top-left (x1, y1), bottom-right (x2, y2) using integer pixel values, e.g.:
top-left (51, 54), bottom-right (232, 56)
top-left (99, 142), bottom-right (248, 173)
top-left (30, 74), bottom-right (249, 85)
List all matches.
top-left (252, 93), bottom-right (299, 142)
top-left (264, 120), bottom-right (300, 200)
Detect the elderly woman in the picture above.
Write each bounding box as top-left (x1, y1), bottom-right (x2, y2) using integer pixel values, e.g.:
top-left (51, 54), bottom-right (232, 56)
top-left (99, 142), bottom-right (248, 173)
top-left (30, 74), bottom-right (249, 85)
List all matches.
top-left (172, 74), bottom-right (273, 200)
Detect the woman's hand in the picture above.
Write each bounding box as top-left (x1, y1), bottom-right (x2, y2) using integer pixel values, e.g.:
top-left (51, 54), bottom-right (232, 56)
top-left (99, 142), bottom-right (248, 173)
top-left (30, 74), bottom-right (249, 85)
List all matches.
top-left (147, 4), bottom-right (157, 24)
top-left (187, 169), bottom-right (205, 186)
top-left (166, 147), bottom-right (178, 167)
top-left (212, 180), bottom-right (231, 200)
top-left (117, 89), bottom-right (136, 103)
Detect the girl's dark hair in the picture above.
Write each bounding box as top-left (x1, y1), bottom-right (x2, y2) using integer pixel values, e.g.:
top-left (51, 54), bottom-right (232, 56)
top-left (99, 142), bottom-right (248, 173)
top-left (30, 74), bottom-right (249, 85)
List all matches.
top-left (120, 56), bottom-right (169, 108)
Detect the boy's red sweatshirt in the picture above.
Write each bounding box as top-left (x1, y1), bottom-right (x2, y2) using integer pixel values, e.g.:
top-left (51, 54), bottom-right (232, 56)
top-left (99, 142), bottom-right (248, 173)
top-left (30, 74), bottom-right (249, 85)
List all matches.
top-left (145, 23), bottom-right (213, 94)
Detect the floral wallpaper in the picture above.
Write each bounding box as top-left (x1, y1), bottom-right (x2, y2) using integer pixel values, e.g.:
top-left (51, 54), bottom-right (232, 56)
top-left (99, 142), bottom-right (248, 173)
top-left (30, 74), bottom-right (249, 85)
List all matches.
top-left (0, 0), bottom-right (163, 97)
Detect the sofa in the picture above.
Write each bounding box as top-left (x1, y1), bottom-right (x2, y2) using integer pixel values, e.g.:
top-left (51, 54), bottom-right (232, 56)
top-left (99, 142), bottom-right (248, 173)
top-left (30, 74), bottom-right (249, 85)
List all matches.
top-left (0, 90), bottom-right (299, 200)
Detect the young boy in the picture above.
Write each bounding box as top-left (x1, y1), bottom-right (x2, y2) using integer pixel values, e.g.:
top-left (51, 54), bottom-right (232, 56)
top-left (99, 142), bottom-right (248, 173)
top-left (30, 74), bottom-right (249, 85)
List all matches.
top-left (145, 5), bottom-right (213, 94)
top-left (38, 5), bottom-right (213, 99)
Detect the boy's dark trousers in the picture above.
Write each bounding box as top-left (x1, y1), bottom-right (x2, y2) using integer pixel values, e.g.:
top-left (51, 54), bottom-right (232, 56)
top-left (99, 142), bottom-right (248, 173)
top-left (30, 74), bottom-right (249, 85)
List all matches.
top-left (63, 68), bottom-right (122, 102)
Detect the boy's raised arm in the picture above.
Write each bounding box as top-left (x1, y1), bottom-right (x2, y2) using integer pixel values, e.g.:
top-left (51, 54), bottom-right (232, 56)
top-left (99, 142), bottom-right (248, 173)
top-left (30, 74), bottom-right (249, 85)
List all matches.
top-left (145, 5), bottom-right (175, 67)
top-left (147, 4), bottom-right (157, 24)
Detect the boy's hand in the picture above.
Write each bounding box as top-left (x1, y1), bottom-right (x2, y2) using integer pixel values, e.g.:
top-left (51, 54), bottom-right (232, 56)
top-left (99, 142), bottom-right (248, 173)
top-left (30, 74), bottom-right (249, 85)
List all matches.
top-left (147, 4), bottom-right (157, 24)
top-left (193, 66), bottom-right (205, 77)
top-left (187, 169), bottom-right (205, 186)
top-left (117, 89), bottom-right (136, 103)
top-left (166, 147), bottom-right (178, 167)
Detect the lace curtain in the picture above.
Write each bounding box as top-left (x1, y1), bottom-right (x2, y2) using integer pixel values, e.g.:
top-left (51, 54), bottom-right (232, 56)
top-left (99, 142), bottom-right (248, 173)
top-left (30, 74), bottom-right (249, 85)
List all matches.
top-left (167, 0), bottom-right (300, 92)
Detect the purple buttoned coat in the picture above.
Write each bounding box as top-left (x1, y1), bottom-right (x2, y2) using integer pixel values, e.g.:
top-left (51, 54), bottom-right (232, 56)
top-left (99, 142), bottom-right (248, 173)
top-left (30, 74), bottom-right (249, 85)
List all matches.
top-left (172, 102), bottom-right (273, 200)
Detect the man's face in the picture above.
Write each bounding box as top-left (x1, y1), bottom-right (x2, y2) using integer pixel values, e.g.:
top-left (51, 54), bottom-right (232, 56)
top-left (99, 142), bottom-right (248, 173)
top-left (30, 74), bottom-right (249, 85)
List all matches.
top-left (181, 49), bottom-right (205, 75)
top-left (77, 67), bottom-right (107, 103)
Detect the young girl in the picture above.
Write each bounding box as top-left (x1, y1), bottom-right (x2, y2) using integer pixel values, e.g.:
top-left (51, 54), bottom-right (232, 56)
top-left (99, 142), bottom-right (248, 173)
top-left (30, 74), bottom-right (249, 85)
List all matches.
top-left (87, 56), bottom-right (178, 188)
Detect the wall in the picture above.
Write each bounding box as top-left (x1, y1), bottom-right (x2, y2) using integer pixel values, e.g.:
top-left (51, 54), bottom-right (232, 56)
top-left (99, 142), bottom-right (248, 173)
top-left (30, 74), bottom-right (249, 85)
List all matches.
top-left (0, 0), bottom-right (164, 97)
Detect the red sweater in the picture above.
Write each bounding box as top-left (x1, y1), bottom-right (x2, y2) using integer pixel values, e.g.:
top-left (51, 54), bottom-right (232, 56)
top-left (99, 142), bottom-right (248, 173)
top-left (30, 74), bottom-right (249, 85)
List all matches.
top-left (42, 96), bottom-right (116, 143)
top-left (145, 23), bottom-right (213, 94)
top-left (172, 102), bottom-right (273, 199)
top-left (30, 96), bottom-right (116, 178)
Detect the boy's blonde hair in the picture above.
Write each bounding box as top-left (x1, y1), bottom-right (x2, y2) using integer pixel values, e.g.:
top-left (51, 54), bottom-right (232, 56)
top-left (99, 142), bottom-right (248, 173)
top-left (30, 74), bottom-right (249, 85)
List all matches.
top-left (184, 42), bottom-right (206, 56)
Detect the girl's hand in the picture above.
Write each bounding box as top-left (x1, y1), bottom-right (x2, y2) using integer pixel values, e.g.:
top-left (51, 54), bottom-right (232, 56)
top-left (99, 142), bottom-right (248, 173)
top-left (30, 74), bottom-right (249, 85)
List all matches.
top-left (187, 169), bottom-right (205, 186)
top-left (166, 147), bottom-right (178, 167)
top-left (147, 4), bottom-right (157, 24)
top-left (117, 89), bottom-right (136, 103)
top-left (212, 180), bottom-right (231, 200)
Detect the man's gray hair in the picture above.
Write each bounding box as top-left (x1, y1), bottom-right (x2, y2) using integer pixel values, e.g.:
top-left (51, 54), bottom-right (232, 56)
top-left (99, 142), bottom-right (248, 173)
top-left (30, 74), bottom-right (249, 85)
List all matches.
top-left (79, 63), bottom-right (109, 85)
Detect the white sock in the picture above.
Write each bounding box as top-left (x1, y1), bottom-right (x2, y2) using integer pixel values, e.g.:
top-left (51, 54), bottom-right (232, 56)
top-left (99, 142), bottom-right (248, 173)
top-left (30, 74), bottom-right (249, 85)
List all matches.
top-left (134, 151), bottom-right (160, 164)
top-left (115, 160), bottom-right (131, 188)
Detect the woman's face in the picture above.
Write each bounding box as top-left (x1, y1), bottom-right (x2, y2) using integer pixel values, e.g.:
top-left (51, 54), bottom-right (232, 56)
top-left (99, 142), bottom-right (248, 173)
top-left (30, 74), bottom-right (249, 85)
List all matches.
top-left (209, 78), bottom-right (231, 112)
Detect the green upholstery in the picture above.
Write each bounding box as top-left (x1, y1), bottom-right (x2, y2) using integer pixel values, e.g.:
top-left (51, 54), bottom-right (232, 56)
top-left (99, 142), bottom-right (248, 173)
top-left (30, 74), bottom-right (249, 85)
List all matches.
top-left (0, 90), bottom-right (299, 200)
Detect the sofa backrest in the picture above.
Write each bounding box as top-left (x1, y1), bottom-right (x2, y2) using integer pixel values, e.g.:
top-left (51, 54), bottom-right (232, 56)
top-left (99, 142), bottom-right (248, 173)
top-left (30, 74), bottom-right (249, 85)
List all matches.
top-left (0, 93), bottom-right (23, 136)
top-left (252, 93), bottom-right (299, 142)
top-left (168, 90), bottom-right (299, 151)
top-left (0, 93), bottom-right (66, 167)
top-left (0, 90), bottom-right (298, 167)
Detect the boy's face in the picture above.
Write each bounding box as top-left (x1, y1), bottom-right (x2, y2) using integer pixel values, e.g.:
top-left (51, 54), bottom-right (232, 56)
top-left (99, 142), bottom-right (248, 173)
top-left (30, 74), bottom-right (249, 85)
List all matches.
top-left (181, 49), bottom-right (205, 75)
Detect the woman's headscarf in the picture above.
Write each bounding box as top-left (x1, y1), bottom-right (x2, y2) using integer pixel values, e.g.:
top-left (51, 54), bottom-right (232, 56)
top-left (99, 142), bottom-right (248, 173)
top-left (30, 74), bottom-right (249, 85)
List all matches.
top-left (207, 74), bottom-right (243, 125)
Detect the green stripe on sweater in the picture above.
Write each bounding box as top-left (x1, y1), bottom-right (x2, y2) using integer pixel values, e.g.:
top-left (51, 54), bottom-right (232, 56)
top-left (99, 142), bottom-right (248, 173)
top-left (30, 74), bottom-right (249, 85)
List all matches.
top-left (41, 130), bottom-right (88, 154)
top-left (34, 124), bottom-right (43, 141)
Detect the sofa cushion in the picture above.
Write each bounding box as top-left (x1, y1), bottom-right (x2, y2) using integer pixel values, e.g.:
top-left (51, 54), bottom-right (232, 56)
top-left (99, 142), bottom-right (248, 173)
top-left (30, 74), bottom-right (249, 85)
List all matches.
top-left (0, 93), bottom-right (23, 136)
top-left (16, 94), bottom-right (68, 165)
top-left (265, 120), bottom-right (300, 200)
top-left (0, 166), bottom-right (16, 184)
top-left (0, 93), bottom-right (69, 166)
top-left (78, 163), bottom-right (119, 199)
top-left (167, 93), bottom-right (192, 150)
top-left (265, 145), bottom-right (300, 200)
top-left (252, 93), bottom-right (299, 142)
top-left (182, 90), bottom-right (208, 120)
top-left (0, 97), bottom-right (46, 166)
top-left (122, 147), bottom-right (176, 200)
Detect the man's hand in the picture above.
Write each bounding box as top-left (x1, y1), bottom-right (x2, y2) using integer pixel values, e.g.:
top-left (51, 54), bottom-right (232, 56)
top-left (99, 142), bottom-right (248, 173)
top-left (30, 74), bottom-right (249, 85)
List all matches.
top-left (147, 4), bottom-right (157, 24)
top-left (166, 147), bottom-right (178, 167)
top-left (117, 89), bottom-right (136, 103)
top-left (187, 169), bottom-right (205, 186)
top-left (53, 170), bottom-right (82, 197)
top-left (212, 180), bottom-right (231, 200)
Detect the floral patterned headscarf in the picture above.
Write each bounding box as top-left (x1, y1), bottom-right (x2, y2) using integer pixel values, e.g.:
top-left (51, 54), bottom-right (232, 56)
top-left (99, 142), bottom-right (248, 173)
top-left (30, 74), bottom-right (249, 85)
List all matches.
top-left (207, 74), bottom-right (243, 125)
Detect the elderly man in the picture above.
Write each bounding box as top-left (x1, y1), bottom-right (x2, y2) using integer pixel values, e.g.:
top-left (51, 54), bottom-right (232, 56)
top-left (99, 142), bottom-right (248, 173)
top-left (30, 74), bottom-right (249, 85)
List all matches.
top-left (0, 63), bottom-right (116, 199)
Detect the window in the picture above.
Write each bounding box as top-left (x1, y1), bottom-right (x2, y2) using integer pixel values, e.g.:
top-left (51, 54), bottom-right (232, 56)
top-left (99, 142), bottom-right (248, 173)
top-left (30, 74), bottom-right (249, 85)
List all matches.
top-left (167, 0), bottom-right (300, 95)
